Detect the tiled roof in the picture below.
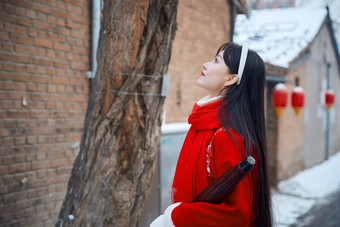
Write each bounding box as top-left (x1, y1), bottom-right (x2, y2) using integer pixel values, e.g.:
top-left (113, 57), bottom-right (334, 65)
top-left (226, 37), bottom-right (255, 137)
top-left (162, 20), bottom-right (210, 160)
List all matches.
top-left (234, 7), bottom-right (327, 68)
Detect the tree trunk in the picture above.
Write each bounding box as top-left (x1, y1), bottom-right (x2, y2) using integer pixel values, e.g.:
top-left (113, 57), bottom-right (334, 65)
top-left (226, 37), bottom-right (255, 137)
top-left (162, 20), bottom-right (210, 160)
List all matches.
top-left (57, 0), bottom-right (178, 226)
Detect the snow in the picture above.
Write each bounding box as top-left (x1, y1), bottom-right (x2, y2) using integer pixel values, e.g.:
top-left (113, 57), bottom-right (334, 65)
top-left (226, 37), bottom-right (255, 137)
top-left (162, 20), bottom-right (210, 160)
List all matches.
top-left (278, 151), bottom-right (340, 199)
top-left (67, 214), bottom-right (74, 220)
top-left (161, 123), bottom-right (190, 135)
top-left (234, 7), bottom-right (327, 68)
top-left (272, 151), bottom-right (340, 226)
top-left (272, 192), bottom-right (315, 226)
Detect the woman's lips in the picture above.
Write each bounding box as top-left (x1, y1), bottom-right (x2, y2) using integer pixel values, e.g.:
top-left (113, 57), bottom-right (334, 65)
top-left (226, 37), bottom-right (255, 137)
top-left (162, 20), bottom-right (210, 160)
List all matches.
top-left (201, 72), bottom-right (205, 77)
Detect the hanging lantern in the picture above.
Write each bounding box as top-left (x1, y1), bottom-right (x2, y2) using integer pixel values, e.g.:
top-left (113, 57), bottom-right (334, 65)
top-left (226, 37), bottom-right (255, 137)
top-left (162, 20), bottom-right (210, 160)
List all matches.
top-left (325, 89), bottom-right (335, 109)
top-left (291, 86), bottom-right (305, 115)
top-left (272, 83), bottom-right (288, 117)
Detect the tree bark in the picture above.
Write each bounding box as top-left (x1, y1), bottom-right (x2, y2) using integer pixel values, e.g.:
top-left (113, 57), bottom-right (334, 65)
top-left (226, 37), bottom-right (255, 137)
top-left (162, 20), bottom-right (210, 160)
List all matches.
top-left (57, 0), bottom-right (178, 226)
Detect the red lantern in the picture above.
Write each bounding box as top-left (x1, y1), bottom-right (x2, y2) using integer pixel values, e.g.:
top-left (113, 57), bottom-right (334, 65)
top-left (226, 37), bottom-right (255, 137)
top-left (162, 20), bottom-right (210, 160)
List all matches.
top-left (325, 89), bottom-right (335, 109)
top-left (291, 86), bottom-right (305, 115)
top-left (272, 83), bottom-right (288, 117)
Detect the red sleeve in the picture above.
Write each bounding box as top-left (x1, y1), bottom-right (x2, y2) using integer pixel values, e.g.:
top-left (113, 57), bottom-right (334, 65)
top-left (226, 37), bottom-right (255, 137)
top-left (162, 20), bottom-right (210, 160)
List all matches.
top-left (171, 129), bottom-right (256, 227)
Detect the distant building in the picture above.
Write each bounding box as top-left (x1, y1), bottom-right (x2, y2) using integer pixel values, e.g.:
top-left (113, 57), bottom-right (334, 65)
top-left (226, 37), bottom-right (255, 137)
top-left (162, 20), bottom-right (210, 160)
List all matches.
top-left (234, 7), bottom-right (340, 184)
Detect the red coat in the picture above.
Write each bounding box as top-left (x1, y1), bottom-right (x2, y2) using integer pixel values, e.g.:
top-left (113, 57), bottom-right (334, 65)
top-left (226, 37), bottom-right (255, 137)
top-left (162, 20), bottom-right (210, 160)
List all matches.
top-left (171, 100), bottom-right (258, 227)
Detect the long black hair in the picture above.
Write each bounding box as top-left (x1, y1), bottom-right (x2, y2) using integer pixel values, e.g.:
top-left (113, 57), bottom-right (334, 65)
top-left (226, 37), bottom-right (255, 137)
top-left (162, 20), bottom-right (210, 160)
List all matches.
top-left (217, 43), bottom-right (272, 227)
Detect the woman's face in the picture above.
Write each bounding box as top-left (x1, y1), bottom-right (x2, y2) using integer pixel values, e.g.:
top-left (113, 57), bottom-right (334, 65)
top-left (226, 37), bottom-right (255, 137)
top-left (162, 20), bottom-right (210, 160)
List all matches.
top-left (197, 51), bottom-right (237, 97)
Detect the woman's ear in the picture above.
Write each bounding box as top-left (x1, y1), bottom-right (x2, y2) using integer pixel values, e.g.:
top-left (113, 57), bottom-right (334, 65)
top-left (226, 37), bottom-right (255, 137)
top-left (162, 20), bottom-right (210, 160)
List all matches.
top-left (224, 74), bottom-right (239, 87)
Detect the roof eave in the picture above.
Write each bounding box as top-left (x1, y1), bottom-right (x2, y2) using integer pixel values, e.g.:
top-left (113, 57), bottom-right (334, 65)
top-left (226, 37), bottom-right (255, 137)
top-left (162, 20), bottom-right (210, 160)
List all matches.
top-left (325, 6), bottom-right (340, 73)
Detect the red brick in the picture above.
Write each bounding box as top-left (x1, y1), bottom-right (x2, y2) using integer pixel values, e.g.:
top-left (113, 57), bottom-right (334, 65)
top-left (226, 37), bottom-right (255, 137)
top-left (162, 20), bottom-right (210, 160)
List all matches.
top-left (71, 62), bottom-right (87, 70)
top-left (56, 1), bottom-right (65, 10)
top-left (8, 91), bottom-right (26, 100)
top-left (37, 30), bottom-right (47, 39)
top-left (45, 103), bottom-right (55, 110)
top-left (13, 55), bottom-right (32, 64)
top-left (10, 73), bottom-right (31, 82)
top-left (27, 28), bottom-right (37, 37)
top-left (15, 44), bottom-right (26, 54)
top-left (46, 67), bottom-right (55, 75)
top-left (4, 81), bottom-right (15, 90)
top-left (2, 155), bottom-right (14, 165)
top-left (0, 31), bottom-right (9, 40)
top-left (1, 101), bottom-right (12, 109)
top-left (36, 170), bottom-right (46, 178)
top-left (4, 23), bottom-right (15, 33)
top-left (36, 66), bottom-right (46, 74)
top-left (8, 162), bottom-right (31, 173)
top-left (26, 10), bottom-right (37, 19)
top-left (8, 111), bottom-right (29, 118)
top-left (14, 65), bottom-right (25, 72)
top-left (65, 20), bottom-right (80, 29)
top-left (30, 111), bottom-right (49, 119)
top-left (52, 9), bottom-right (69, 19)
top-left (32, 20), bottom-right (49, 31)
top-left (13, 99), bottom-right (25, 108)
top-left (15, 7), bottom-right (26, 17)
top-left (56, 69), bottom-right (65, 77)
top-left (32, 57), bottom-right (52, 66)
top-left (56, 85), bottom-right (65, 93)
top-left (33, 3), bottom-right (52, 14)
top-left (36, 84), bottom-right (46, 92)
top-left (2, 43), bottom-right (14, 51)
top-left (14, 137), bottom-right (26, 145)
top-left (52, 77), bottom-right (69, 85)
top-left (32, 160), bottom-right (50, 170)
top-left (56, 18), bottom-right (65, 26)
top-left (31, 75), bottom-right (51, 83)
top-left (16, 26), bottom-right (26, 35)
top-left (15, 82), bottom-right (26, 91)
top-left (46, 50), bottom-right (55, 58)
top-left (53, 61), bottom-right (69, 69)
top-left (14, 154), bottom-right (26, 163)
top-left (56, 52), bottom-right (65, 61)
top-left (15, 17), bottom-right (32, 27)
top-left (53, 42), bottom-right (71, 52)
top-left (2, 4), bottom-right (15, 14)
top-left (66, 86), bottom-right (74, 94)
top-left (70, 14), bottom-right (88, 24)
top-left (0, 52), bottom-right (12, 61)
top-left (32, 101), bottom-right (43, 110)
top-left (0, 166), bottom-right (8, 175)
top-left (48, 34), bottom-right (57, 42)
top-left (26, 83), bottom-right (36, 91)
top-left (33, 38), bottom-right (52, 48)
top-left (47, 15), bottom-right (56, 24)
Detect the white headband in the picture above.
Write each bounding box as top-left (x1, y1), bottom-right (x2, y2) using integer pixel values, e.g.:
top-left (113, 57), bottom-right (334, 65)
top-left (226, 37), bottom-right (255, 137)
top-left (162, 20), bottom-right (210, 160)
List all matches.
top-left (236, 44), bottom-right (249, 85)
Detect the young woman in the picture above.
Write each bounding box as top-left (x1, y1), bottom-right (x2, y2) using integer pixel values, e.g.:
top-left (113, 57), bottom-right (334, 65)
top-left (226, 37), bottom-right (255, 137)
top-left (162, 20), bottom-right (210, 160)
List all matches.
top-left (151, 43), bottom-right (272, 227)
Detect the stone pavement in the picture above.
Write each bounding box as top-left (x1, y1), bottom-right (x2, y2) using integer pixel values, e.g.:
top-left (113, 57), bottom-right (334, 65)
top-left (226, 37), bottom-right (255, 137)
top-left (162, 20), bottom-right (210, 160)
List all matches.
top-left (290, 189), bottom-right (340, 227)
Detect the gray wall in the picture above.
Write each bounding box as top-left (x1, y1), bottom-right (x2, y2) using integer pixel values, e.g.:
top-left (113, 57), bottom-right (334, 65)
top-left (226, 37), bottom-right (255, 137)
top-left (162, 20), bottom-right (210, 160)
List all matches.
top-left (303, 24), bottom-right (340, 167)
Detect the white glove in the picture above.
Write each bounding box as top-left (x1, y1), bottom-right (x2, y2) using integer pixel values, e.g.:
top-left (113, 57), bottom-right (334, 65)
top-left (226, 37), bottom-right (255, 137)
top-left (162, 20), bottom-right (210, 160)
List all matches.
top-left (150, 202), bottom-right (181, 227)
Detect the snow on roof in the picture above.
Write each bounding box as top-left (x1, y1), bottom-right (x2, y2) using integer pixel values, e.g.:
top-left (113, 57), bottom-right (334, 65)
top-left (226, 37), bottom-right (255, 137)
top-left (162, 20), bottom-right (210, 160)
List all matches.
top-left (234, 7), bottom-right (328, 68)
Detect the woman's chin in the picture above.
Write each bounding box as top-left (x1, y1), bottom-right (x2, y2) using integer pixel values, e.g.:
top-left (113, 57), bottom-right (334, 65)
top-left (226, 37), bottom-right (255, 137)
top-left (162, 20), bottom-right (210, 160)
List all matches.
top-left (196, 78), bottom-right (205, 87)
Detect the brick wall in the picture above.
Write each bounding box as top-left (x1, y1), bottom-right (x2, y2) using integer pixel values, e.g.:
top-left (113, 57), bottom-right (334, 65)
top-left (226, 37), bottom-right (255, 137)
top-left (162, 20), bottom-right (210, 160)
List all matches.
top-left (0, 0), bottom-right (90, 225)
top-left (164, 0), bottom-right (231, 123)
top-left (266, 82), bottom-right (279, 186)
top-left (266, 63), bottom-right (306, 184)
top-left (276, 64), bottom-right (305, 181)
